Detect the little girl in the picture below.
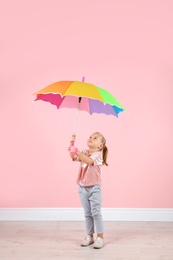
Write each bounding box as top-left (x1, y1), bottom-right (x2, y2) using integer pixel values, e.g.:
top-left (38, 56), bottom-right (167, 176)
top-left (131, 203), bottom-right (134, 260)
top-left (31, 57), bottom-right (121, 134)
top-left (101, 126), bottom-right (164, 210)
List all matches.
top-left (69, 132), bottom-right (108, 249)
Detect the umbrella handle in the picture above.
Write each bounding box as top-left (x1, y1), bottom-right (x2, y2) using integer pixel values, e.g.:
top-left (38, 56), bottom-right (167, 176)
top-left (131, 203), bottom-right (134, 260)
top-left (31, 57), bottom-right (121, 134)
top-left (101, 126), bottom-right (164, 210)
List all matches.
top-left (70, 141), bottom-right (74, 146)
top-left (67, 140), bottom-right (74, 151)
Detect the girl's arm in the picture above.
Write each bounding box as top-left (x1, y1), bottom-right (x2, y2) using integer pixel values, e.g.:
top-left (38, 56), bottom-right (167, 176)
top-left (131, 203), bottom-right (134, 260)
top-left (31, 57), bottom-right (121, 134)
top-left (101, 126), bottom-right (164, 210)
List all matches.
top-left (76, 150), bottom-right (94, 165)
top-left (69, 146), bottom-right (93, 165)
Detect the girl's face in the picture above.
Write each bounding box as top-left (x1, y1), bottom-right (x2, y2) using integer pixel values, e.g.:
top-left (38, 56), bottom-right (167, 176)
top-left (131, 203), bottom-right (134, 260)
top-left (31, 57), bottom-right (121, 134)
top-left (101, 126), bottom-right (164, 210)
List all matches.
top-left (87, 133), bottom-right (103, 151)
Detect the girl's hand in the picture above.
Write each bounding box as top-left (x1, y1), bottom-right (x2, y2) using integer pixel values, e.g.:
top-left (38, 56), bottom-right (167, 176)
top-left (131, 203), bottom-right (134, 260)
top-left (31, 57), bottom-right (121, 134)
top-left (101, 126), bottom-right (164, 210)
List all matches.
top-left (69, 145), bottom-right (77, 154)
top-left (69, 145), bottom-right (78, 159)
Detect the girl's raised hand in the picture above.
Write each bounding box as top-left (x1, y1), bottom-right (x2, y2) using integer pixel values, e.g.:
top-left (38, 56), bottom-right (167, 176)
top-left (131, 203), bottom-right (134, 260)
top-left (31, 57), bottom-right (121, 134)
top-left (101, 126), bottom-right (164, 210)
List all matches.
top-left (69, 145), bottom-right (76, 154)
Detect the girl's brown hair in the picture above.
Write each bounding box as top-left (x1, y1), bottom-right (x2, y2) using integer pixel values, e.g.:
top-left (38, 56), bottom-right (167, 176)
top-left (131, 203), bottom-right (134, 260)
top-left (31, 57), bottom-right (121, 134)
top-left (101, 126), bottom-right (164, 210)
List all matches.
top-left (95, 132), bottom-right (108, 166)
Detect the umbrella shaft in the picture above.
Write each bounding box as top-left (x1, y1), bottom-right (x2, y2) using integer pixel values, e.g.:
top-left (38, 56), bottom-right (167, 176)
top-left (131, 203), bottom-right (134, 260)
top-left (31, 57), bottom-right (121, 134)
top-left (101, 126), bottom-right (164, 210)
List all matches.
top-left (74, 97), bottom-right (82, 134)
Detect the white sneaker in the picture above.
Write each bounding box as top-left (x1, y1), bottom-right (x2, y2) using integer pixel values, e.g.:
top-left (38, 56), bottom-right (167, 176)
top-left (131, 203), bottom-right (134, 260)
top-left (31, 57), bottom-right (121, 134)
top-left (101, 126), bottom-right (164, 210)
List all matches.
top-left (81, 235), bottom-right (94, 247)
top-left (93, 237), bottom-right (105, 249)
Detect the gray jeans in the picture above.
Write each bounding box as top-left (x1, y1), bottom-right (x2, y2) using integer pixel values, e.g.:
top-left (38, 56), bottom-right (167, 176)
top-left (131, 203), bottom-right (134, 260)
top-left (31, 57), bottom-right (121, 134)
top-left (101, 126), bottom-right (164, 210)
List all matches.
top-left (78, 185), bottom-right (104, 235)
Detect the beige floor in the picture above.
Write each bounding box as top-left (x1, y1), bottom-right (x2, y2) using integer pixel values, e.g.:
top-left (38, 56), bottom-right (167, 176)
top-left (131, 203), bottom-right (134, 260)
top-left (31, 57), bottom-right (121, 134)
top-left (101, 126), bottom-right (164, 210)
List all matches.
top-left (0, 221), bottom-right (173, 260)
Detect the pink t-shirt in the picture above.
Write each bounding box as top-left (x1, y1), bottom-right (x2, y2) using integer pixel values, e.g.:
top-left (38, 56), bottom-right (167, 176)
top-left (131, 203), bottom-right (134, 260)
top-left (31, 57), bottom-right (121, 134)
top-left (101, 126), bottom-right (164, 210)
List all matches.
top-left (76, 149), bottom-right (103, 186)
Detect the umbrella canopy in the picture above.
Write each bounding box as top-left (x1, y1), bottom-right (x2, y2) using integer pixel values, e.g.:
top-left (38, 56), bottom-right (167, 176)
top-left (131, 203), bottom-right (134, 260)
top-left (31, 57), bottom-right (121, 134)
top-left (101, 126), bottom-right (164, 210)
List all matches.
top-left (33, 79), bottom-right (125, 117)
top-left (33, 78), bottom-right (126, 147)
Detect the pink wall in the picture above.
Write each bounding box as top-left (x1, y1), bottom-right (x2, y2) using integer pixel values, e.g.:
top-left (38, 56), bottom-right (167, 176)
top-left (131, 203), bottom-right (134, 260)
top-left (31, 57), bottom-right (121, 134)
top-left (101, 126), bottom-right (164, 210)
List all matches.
top-left (0, 0), bottom-right (173, 208)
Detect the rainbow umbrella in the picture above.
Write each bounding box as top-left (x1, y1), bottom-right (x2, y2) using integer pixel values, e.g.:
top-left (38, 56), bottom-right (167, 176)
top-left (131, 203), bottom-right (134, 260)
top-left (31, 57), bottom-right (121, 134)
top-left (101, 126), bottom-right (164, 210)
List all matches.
top-left (33, 77), bottom-right (125, 134)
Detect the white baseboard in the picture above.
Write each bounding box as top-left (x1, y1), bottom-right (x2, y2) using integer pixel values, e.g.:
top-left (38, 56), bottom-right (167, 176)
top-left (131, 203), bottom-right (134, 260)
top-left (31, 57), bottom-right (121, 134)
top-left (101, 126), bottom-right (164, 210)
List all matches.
top-left (0, 208), bottom-right (173, 221)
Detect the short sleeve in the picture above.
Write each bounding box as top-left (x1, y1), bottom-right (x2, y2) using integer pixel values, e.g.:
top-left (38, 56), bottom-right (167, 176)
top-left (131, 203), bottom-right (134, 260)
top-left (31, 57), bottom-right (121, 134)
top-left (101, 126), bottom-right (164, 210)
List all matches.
top-left (90, 151), bottom-right (103, 166)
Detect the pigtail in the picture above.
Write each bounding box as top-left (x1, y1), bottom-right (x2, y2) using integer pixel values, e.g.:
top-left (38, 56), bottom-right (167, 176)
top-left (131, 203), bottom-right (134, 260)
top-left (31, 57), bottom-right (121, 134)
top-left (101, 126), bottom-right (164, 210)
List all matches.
top-left (94, 131), bottom-right (108, 166)
top-left (103, 145), bottom-right (108, 166)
